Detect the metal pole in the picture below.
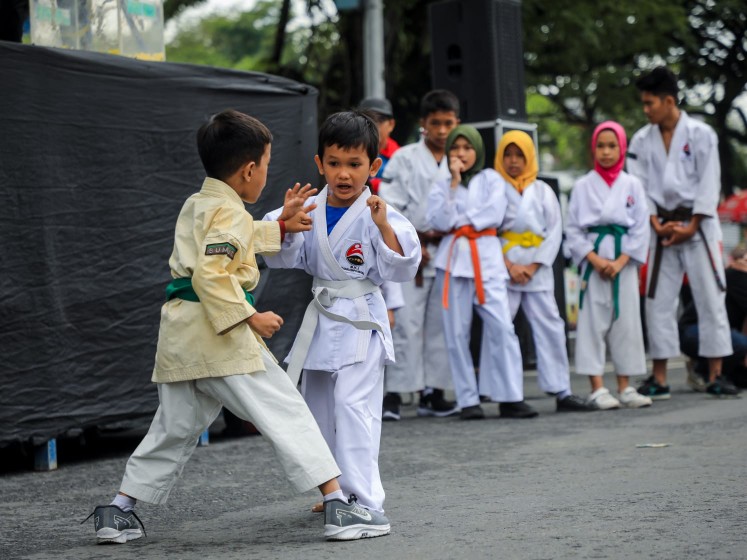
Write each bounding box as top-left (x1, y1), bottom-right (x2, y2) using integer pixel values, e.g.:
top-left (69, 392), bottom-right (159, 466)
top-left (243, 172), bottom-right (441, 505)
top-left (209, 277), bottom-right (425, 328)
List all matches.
top-left (363, 0), bottom-right (385, 98)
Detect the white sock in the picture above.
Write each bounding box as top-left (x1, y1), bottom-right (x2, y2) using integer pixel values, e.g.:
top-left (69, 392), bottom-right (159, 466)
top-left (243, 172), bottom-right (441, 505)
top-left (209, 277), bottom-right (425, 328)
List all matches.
top-left (111, 493), bottom-right (136, 512)
top-left (323, 490), bottom-right (345, 503)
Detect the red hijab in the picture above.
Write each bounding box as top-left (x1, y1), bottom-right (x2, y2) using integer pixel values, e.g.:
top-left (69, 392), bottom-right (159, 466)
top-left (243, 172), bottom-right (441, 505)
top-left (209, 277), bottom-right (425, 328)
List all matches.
top-left (592, 120), bottom-right (627, 187)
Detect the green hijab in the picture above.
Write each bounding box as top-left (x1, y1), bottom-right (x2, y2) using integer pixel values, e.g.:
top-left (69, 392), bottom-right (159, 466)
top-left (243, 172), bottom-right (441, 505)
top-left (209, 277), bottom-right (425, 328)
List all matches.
top-left (445, 125), bottom-right (485, 187)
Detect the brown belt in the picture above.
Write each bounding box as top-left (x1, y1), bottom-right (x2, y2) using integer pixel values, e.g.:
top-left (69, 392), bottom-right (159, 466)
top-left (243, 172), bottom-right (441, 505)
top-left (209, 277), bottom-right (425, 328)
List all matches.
top-left (647, 205), bottom-right (725, 298)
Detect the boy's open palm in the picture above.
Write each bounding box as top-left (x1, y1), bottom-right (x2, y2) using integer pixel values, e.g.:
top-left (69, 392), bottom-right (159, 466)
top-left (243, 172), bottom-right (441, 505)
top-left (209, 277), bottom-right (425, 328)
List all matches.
top-left (279, 183), bottom-right (317, 221)
top-left (247, 311), bottom-right (284, 338)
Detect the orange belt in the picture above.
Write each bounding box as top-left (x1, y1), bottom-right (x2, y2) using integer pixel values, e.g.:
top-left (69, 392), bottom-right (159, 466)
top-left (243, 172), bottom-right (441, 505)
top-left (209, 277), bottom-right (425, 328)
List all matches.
top-left (442, 225), bottom-right (498, 309)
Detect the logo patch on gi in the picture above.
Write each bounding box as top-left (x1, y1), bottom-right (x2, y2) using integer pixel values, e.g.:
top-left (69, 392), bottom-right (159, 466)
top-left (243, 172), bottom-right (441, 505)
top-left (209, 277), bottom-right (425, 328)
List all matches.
top-left (205, 242), bottom-right (237, 259)
top-left (683, 143), bottom-right (691, 157)
top-left (345, 243), bottom-right (365, 266)
top-left (626, 195), bottom-right (635, 208)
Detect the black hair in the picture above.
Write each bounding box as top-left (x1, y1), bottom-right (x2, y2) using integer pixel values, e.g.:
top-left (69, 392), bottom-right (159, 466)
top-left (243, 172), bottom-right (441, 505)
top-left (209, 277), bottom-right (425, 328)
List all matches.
top-left (196, 109), bottom-right (272, 181)
top-left (635, 67), bottom-right (679, 100)
top-left (318, 111), bottom-right (379, 163)
top-left (420, 89), bottom-right (460, 119)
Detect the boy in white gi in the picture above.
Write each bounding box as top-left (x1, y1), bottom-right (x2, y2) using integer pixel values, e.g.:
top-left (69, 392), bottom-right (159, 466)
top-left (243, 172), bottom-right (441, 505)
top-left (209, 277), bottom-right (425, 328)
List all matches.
top-left (565, 121), bottom-right (653, 409)
top-left (426, 125), bottom-right (533, 420)
top-left (494, 130), bottom-right (594, 413)
top-left (378, 90), bottom-right (461, 420)
top-left (84, 109), bottom-right (369, 544)
top-left (263, 111), bottom-right (420, 538)
top-left (628, 67), bottom-right (738, 399)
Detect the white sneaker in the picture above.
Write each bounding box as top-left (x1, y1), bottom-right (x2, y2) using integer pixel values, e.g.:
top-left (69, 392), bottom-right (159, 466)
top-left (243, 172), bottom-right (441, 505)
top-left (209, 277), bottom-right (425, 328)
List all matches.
top-left (619, 386), bottom-right (653, 408)
top-left (588, 387), bottom-right (621, 410)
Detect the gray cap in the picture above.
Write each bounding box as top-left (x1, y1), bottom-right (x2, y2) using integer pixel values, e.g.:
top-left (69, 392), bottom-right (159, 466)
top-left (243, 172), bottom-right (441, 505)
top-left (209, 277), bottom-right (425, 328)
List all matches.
top-left (358, 97), bottom-right (393, 117)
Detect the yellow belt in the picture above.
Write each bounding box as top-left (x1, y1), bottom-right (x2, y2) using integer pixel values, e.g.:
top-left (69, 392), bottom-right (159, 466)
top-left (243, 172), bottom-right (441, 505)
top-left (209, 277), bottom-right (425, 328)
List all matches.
top-left (501, 231), bottom-right (544, 254)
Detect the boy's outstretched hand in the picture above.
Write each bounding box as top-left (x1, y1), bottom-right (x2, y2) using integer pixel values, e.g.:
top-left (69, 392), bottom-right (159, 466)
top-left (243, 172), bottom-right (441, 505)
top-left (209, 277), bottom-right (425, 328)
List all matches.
top-left (284, 208), bottom-right (316, 233)
top-left (247, 311), bottom-right (284, 338)
top-left (278, 183), bottom-right (317, 221)
top-left (367, 195), bottom-right (388, 227)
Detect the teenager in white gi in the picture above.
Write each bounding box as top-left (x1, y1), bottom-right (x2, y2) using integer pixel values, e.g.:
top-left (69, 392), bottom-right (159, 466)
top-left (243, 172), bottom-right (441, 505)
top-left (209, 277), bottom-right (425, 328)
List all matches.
top-left (494, 130), bottom-right (594, 413)
top-left (83, 110), bottom-right (360, 544)
top-left (377, 90), bottom-right (461, 419)
top-left (566, 121), bottom-right (653, 409)
top-left (263, 112), bottom-right (420, 533)
top-left (628, 67), bottom-right (738, 399)
top-left (426, 125), bottom-right (534, 420)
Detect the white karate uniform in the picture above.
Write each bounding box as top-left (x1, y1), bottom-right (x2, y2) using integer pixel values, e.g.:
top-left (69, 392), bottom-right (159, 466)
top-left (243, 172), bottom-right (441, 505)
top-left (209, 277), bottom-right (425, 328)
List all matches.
top-left (565, 170), bottom-right (649, 374)
top-left (378, 139), bottom-right (453, 392)
top-left (501, 180), bottom-right (570, 393)
top-left (628, 111), bottom-right (731, 359)
top-left (427, 169), bottom-right (524, 407)
top-left (263, 187), bottom-right (420, 512)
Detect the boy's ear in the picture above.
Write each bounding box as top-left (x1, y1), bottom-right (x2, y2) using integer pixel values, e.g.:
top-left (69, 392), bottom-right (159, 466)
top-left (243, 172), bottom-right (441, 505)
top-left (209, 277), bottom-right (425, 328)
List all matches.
top-left (240, 160), bottom-right (256, 182)
top-left (369, 157), bottom-right (383, 177)
top-left (313, 155), bottom-right (325, 175)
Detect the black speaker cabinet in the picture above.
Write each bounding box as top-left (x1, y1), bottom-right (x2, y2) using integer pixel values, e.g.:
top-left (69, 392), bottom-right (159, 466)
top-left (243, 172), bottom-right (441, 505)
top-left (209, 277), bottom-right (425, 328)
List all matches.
top-left (429, 0), bottom-right (526, 122)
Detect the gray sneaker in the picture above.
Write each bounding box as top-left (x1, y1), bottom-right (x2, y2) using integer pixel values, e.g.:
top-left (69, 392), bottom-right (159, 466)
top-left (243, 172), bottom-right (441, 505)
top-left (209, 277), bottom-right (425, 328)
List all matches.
top-left (323, 495), bottom-right (391, 540)
top-left (82, 505), bottom-right (145, 544)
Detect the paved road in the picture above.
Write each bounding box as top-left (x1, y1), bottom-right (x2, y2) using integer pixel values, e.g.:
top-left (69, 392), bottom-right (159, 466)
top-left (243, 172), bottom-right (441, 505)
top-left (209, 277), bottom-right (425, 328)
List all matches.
top-left (2, 364), bottom-right (746, 560)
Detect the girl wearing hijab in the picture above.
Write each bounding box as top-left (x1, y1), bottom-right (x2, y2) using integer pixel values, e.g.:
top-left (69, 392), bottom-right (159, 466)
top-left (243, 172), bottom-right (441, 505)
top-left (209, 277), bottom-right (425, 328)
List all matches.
top-left (426, 125), bottom-right (529, 420)
top-left (565, 121), bottom-right (652, 409)
top-left (495, 131), bottom-right (594, 413)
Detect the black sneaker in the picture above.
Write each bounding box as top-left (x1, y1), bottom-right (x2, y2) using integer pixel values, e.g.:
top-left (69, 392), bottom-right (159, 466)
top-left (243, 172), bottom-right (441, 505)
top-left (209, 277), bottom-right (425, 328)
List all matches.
top-left (382, 392), bottom-right (401, 421)
top-left (706, 377), bottom-right (740, 398)
top-left (556, 394), bottom-right (596, 412)
top-left (417, 388), bottom-right (460, 417)
top-left (81, 505), bottom-right (146, 544)
top-left (637, 376), bottom-right (671, 400)
top-left (499, 401), bottom-right (539, 419)
top-left (460, 404), bottom-right (485, 420)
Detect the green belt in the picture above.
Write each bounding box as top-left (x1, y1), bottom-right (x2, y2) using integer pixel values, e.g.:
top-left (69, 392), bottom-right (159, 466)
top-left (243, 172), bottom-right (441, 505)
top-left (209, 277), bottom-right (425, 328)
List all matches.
top-left (579, 224), bottom-right (628, 320)
top-left (165, 277), bottom-right (255, 306)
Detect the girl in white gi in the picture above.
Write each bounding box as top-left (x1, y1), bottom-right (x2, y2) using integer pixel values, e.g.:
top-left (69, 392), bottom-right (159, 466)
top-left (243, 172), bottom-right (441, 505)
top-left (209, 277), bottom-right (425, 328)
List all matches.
top-left (628, 66), bottom-right (738, 399)
top-left (263, 111), bottom-right (420, 536)
top-left (565, 121), bottom-right (653, 409)
top-left (494, 130), bottom-right (594, 413)
top-left (84, 110), bottom-right (355, 544)
top-left (426, 125), bottom-right (533, 420)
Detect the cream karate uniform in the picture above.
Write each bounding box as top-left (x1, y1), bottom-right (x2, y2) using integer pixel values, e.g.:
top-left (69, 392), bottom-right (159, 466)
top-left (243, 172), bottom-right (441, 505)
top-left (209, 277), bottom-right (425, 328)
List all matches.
top-left (263, 187), bottom-right (420, 513)
top-left (426, 169), bottom-right (524, 408)
top-left (120, 178), bottom-right (340, 505)
top-left (628, 111), bottom-right (731, 360)
top-left (565, 171), bottom-right (649, 375)
top-left (378, 139), bottom-right (453, 392)
top-left (501, 180), bottom-right (569, 393)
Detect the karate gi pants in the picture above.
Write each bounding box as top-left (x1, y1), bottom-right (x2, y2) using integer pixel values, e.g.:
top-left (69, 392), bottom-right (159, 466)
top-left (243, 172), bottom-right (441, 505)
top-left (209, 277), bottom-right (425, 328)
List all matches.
top-left (574, 264), bottom-right (646, 375)
top-left (437, 271), bottom-right (524, 407)
top-left (646, 234), bottom-right (732, 359)
top-left (302, 334), bottom-right (386, 513)
top-left (507, 289), bottom-right (570, 393)
top-left (385, 276), bottom-right (453, 393)
top-left (120, 347), bottom-right (341, 505)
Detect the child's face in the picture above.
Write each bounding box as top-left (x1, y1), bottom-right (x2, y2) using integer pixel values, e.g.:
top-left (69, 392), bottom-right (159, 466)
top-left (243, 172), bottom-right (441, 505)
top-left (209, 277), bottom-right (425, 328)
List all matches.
top-left (449, 136), bottom-right (477, 171)
top-left (421, 110), bottom-right (459, 152)
top-left (314, 144), bottom-right (382, 207)
top-left (594, 130), bottom-right (620, 168)
top-left (240, 143), bottom-right (271, 203)
top-left (502, 143), bottom-right (526, 179)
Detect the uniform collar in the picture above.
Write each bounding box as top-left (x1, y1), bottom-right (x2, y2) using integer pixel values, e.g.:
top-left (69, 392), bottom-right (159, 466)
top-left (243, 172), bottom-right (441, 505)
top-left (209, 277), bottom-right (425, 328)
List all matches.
top-left (200, 177), bottom-right (244, 206)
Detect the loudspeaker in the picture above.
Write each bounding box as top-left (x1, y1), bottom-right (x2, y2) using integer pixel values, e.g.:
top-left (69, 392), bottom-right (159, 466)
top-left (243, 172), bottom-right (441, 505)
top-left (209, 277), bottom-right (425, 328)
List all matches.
top-left (429, 0), bottom-right (526, 122)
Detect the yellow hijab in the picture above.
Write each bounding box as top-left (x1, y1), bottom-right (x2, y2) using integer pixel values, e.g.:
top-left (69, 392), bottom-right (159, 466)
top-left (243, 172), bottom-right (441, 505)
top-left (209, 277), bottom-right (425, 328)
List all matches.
top-left (494, 130), bottom-right (538, 193)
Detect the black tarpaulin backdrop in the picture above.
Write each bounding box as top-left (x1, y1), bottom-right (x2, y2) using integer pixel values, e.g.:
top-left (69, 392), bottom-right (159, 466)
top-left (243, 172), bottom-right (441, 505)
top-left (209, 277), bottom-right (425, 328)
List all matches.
top-left (0, 42), bottom-right (317, 445)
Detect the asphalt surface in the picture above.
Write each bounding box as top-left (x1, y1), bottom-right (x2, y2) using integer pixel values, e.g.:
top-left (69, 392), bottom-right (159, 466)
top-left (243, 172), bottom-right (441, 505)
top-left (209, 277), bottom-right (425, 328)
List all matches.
top-left (2, 362), bottom-right (746, 560)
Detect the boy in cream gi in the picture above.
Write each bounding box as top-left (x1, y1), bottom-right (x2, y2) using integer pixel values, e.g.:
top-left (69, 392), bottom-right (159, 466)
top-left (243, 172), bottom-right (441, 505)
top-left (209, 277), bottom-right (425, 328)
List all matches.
top-left (84, 110), bottom-right (370, 543)
top-left (377, 90), bottom-right (461, 420)
top-left (495, 130), bottom-right (594, 413)
top-left (628, 67), bottom-right (738, 398)
top-left (263, 111), bottom-right (420, 538)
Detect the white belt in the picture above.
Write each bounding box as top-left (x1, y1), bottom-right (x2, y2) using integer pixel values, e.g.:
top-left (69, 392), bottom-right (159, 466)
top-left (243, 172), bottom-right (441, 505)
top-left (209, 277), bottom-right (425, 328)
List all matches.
top-left (285, 277), bottom-right (383, 386)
